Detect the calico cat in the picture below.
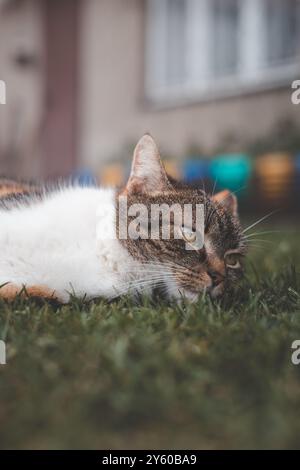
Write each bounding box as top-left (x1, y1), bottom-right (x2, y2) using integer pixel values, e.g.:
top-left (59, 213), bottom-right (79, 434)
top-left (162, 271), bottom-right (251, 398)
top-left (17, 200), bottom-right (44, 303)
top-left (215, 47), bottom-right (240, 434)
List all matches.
top-left (0, 135), bottom-right (246, 303)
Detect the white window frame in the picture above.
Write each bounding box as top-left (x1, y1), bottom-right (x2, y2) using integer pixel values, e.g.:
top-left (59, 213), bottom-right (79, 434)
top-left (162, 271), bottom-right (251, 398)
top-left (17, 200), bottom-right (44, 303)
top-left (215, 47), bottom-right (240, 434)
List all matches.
top-left (145, 0), bottom-right (300, 107)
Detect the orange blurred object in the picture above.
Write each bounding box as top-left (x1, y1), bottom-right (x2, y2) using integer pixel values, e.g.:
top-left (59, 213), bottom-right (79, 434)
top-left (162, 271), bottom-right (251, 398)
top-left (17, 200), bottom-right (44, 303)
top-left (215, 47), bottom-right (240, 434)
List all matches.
top-left (100, 164), bottom-right (125, 187)
top-left (255, 153), bottom-right (294, 204)
top-left (163, 160), bottom-right (181, 180)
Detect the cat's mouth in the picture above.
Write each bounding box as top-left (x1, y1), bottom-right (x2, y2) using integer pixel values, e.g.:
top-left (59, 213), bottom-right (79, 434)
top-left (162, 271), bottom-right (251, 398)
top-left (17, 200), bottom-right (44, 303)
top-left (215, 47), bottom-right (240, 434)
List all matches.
top-left (176, 280), bottom-right (225, 303)
top-left (208, 283), bottom-right (225, 299)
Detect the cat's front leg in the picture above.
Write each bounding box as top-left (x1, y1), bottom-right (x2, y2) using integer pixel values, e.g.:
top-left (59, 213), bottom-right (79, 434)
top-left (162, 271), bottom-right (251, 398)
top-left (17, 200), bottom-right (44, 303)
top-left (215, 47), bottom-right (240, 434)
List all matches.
top-left (0, 283), bottom-right (62, 302)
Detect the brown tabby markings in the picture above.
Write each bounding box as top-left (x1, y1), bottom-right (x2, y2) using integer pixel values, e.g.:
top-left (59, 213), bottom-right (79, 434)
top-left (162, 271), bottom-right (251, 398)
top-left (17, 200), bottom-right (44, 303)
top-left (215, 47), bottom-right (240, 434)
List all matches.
top-left (117, 134), bottom-right (246, 299)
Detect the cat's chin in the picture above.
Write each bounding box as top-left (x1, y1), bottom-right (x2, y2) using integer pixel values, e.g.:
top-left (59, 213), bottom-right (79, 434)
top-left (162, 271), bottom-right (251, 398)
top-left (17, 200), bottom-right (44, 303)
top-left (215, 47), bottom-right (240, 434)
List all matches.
top-left (209, 284), bottom-right (225, 300)
top-left (171, 288), bottom-right (200, 304)
top-left (171, 285), bottom-right (225, 304)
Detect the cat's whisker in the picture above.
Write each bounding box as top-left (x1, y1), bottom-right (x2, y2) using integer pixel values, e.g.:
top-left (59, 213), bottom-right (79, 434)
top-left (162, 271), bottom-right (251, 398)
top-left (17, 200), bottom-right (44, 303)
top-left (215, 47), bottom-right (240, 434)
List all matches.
top-left (214, 185), bottom-right (248, 211)
top-left (129, 278), bottom-right (172, 291)
top-left (248, 243), bottom-right (265, 248)
top-left (221, 185), bottom-right (248, 202)
top-left (200, 177), bottom-right (206, 195)
top-left (122, 270), bottom-right (170, 278)
top-left (243, 210), bottom-right (278, 233)
top-left (115, 279), bottom-right (172, 295)
top-left (108, 277), bottom-right (171, 301)
top-left (132, 260), bottom-right (188, 276)
top-left (247, 245), bottom-right (265, 251)
top-left (130, 264), bottom-right (175, 274)
top-left (244, 230), bottom-right (281, 238)
top-left (115, 272), bottom-right (176, 290)
top-left (130, 274), bottom-right (171, 282)
top-left (121, 267), bottom-right (177, 279)
top-left (245, 239), bottom-right (274, 244)
top-left (127, 267), bottom-right (177, 281)
top-left (119, 267), bottom-right (166, 276)
top-left (211, 178), bottom-right (218, 197)
top-left (206, 184), bottom-right (247, 226)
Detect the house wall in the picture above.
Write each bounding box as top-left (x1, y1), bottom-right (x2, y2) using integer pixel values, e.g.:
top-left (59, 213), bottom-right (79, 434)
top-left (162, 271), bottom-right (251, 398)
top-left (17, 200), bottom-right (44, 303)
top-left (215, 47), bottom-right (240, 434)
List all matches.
top-left (0, 0), bottom-right (299, 179)
top-left (43, 0), bottom-right (79, 178)
top-left (79, 0), bottom-right (300, 169)
top-left (0, 0), bottom-right (44, 179)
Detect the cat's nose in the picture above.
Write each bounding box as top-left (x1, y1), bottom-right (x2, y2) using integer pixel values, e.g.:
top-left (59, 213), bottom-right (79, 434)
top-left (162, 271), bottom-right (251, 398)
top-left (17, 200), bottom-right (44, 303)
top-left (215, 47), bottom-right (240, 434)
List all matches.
top-left (208, 270), bottom-right (224, 287)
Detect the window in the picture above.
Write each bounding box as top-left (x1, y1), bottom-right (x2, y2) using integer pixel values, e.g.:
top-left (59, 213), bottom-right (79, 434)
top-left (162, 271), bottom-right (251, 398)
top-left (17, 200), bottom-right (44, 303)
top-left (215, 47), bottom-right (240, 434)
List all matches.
top-left (145, 0), bottom-right (300, 104)
top-left (212, 0), bottom-right (239, 77)
top-left (265, 0), bottom-right (300, 65)
top-left (165, 0), bottom-right (187, 86)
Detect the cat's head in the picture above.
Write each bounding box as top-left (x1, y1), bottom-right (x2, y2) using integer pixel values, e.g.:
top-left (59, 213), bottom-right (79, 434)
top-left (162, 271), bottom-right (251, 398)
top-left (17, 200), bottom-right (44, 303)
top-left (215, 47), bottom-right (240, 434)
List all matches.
top-left (117, 134), bottom-right (246, 302)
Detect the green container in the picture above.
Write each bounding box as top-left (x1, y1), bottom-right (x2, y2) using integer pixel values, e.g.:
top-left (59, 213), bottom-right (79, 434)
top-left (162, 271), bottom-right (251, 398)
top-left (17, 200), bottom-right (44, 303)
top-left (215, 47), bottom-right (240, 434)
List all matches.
top-left (210, 154), bottom-right (252, 193)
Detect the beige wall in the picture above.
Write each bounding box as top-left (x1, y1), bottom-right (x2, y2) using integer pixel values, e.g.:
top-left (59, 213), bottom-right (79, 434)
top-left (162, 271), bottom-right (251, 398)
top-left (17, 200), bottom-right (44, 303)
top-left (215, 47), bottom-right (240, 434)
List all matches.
top-left (1, 0), bottom-right (299, 178)
top-left (79, 0), bottom-right (300, 170)
top-left (0, 0), bottom-right (44, 178)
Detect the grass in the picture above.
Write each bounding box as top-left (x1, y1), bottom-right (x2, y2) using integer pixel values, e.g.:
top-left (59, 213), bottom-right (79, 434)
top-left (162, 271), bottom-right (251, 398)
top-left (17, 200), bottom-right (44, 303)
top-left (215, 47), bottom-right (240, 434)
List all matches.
top-left (0, 225), bottom-right (300, 449)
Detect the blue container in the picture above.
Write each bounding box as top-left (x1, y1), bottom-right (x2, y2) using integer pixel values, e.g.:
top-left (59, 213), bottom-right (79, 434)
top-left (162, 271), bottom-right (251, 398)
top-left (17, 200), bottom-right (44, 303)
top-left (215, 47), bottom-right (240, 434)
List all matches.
top-left (295, 154), bottom-right (300, 198)
top-left (295, 154), bottom-right (300, 174)
top-left (72, 169), bottom-right (97, 187)
top-left (210, 154), bottom-right (252, 194)
top-left (183, 159), bottom-right (209, 184)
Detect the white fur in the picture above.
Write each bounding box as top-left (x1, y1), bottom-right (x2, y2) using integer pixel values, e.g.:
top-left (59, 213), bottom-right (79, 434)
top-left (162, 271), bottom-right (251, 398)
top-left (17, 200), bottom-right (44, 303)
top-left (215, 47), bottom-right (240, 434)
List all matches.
top-left (0, 186), bottom-right (167, 302)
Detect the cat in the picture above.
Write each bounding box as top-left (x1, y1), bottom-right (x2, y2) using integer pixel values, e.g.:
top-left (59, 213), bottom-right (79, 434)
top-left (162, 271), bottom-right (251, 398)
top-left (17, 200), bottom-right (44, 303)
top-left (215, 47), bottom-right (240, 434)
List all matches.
top-left (0, 134), bottom-right (246, 303)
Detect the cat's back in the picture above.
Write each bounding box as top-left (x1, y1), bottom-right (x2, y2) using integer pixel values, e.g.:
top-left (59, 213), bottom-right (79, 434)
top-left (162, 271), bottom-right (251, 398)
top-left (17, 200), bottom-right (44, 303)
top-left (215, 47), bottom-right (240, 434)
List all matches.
top-left (0, 184), bottom-right (114, 234)
top-left (0, 185), bottom-right (121, 300)
top-left (0, 184), bottom-right (118, 264)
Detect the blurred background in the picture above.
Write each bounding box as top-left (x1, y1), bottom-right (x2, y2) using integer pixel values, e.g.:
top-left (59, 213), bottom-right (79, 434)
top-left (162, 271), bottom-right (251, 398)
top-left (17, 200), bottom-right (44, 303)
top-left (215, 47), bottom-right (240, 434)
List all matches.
top-left (0, 0), bottom-right (300, 213)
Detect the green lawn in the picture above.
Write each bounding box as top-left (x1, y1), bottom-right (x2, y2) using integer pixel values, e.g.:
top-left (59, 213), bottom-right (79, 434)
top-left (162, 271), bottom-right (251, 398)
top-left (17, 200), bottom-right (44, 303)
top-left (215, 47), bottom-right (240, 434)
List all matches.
top-left (0, 225), bottom-right (300, 449)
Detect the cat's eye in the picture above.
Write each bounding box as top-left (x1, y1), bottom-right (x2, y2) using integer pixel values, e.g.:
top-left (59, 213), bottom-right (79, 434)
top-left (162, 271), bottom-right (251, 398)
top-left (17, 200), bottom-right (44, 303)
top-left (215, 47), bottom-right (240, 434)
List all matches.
top-left (180, 226), bottom-right (197, 244)
top-left (225, 252), bottom-right (241, 269)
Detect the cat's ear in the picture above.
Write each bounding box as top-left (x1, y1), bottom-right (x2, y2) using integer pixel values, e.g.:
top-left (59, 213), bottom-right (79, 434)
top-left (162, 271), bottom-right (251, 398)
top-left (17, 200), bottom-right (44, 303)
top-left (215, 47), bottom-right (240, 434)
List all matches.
top-left (212, 190), bottom-right (238, 217)
top-left (125, 134), bottom-right (170, 194)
